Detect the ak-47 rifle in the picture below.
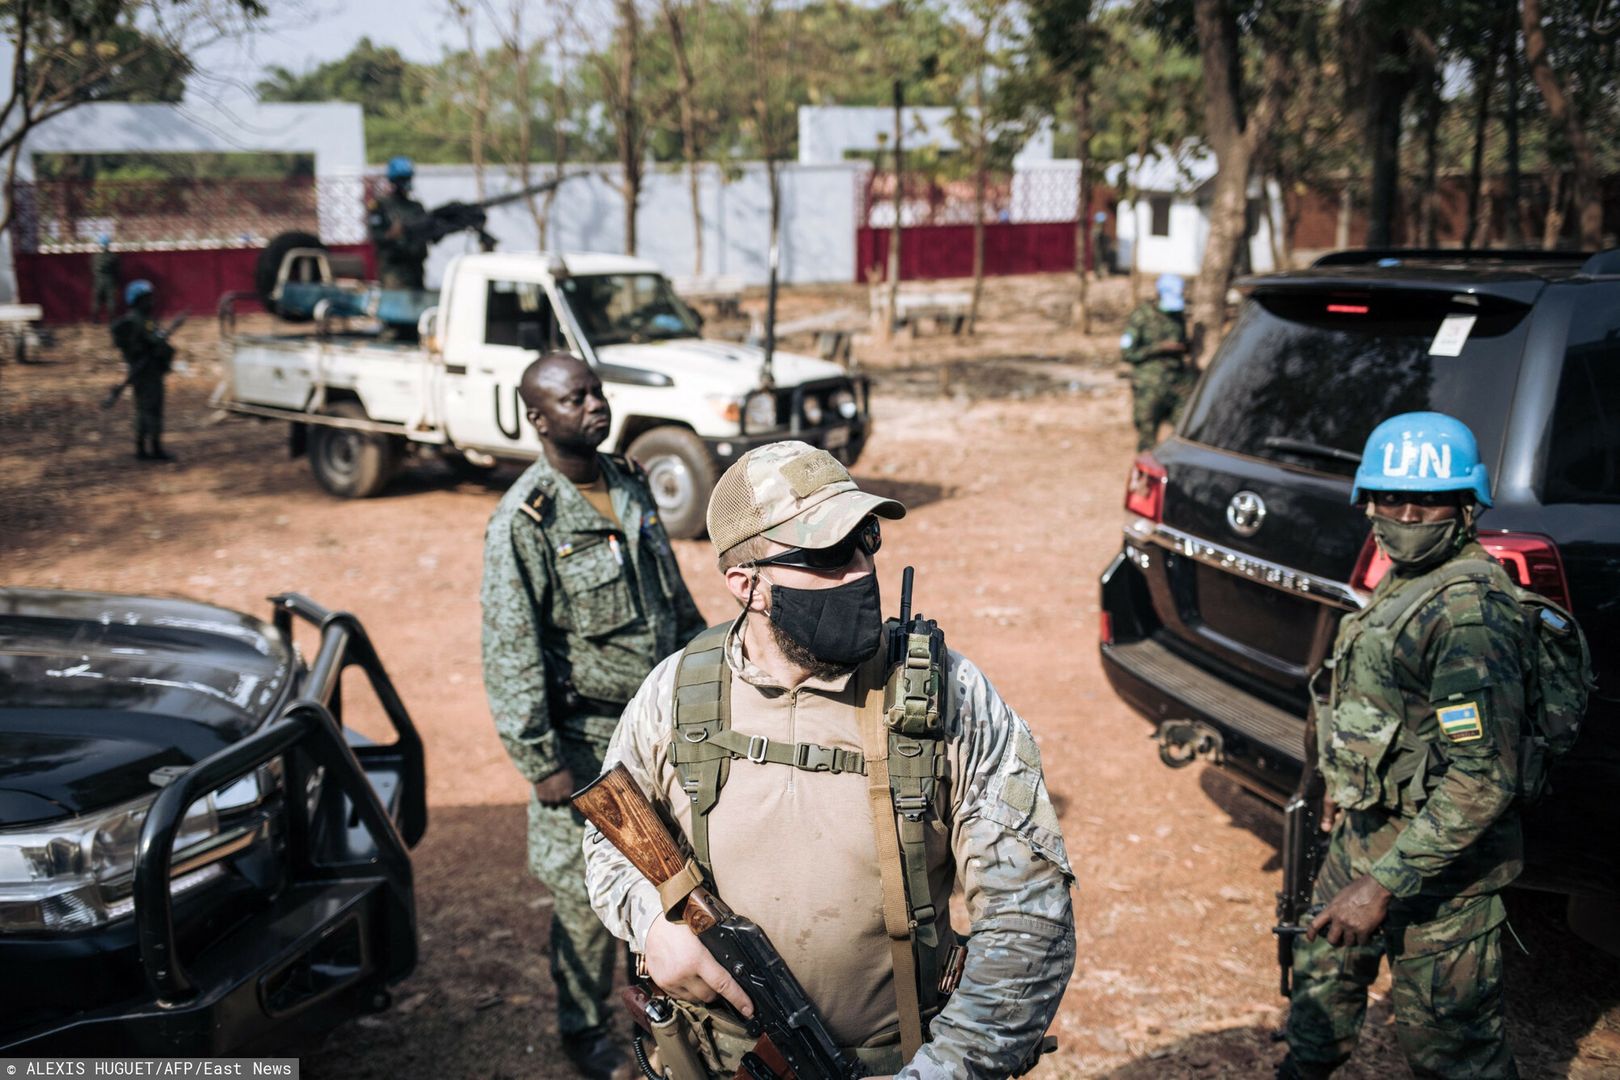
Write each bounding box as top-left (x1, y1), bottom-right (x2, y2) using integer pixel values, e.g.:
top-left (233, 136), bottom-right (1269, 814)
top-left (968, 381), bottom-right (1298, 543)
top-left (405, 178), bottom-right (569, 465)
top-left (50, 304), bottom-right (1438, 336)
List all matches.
top-left (403, 171), bottom-right (592, 251)
top-left (102, 312), bottom-right (188, 409)
top-left (573, 765), bottom-right (868, 1080)
top-left (1272, 701), bottom-right (1330, 997)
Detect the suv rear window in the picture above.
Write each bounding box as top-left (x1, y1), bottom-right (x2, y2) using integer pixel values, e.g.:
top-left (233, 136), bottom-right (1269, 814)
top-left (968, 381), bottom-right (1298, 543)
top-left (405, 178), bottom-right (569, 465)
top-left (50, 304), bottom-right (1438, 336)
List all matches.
top-left (1181, 289), bottom-right (1533, 477)
top-left (1544, 294), bottom-right (1620, 503)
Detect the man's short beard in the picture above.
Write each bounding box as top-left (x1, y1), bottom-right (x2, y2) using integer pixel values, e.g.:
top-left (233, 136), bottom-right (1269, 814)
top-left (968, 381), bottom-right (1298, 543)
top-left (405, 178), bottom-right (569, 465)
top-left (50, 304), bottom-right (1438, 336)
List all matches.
top-left (764, 614), bottom-right (854, 682)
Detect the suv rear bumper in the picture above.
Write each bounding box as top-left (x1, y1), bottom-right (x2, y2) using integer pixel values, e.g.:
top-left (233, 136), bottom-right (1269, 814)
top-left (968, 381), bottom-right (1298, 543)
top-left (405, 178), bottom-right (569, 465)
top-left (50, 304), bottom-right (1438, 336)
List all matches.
top-left (1100, 550), bottom-right (1306, 803)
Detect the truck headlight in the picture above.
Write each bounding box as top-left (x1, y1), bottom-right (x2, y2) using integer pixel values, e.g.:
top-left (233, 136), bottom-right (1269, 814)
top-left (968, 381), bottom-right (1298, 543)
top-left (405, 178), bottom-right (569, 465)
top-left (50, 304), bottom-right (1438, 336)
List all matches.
top-left (743, 391), bottom-right (778, 432)
top-left (830, 388), bottom-right (858, 420)
top-left (0, 765), bottom-right (277, 932)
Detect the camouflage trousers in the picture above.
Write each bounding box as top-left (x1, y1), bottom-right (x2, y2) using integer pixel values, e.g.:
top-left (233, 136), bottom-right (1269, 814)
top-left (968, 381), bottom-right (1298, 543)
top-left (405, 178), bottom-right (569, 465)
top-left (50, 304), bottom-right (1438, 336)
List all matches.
top-left (92, 279), bottom-right (119, 321)
top-left (132, 378), bottom-right (165, 442)
top-left (1129, 357), bottom-right (1194, 452)
top-left (528, 726), bottom-right (620, 1039)
top-left (1286, 813), bottom-right (1517, 1079)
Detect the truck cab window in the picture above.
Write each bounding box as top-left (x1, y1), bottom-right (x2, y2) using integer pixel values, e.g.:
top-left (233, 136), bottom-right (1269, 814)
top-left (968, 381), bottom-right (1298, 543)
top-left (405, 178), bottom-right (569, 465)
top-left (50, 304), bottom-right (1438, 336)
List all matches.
top-left (485, 279), bottom-right (559, 350)
top-left (1544, 297), bottom-right (1620, 504)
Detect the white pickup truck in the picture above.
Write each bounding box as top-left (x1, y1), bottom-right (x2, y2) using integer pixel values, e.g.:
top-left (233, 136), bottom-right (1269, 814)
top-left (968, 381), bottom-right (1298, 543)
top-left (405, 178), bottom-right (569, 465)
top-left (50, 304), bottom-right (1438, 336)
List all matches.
top-left (215, 251), bottom-right (871, 538)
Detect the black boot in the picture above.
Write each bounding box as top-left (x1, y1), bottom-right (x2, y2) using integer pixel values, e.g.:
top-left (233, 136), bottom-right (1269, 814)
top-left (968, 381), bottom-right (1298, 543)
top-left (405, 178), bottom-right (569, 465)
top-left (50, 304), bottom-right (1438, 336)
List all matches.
top-left (135, 439), bottom-right (152, 461)
top-left (148, 438), bottom-right (174, 462)
top-left (561, 1028), bottom-right (631, 1080)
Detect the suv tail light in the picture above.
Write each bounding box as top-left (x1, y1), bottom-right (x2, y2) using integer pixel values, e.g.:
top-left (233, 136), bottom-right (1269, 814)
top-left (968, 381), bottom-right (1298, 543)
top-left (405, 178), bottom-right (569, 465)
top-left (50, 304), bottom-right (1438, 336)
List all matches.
top-left (1125, 452), bottom-right (1167, 522)
top-left (1351, 529), bottom-right (1573, 609)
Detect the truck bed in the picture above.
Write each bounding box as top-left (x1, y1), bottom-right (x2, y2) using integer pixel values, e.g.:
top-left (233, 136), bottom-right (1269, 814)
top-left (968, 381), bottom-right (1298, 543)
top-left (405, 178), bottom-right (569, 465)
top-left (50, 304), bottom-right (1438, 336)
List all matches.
top-left (221, 332), bottom-right (441, 435)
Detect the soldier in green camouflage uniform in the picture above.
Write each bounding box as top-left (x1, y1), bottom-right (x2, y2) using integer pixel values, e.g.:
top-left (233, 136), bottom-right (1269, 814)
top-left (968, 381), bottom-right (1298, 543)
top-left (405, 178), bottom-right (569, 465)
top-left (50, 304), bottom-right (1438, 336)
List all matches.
top-left (366, 157), bottom-right (430, 289)
top-left (482, 352), bottom-right (707, 1078)
top-left (1281, 413), bottom-right (1525, 1080)
top-left (583, 440), bottom-right (1076, 1079)
top-left (1121, 273), bottom-right (1193, 452)
top-left (110, 279), bottom-right (176, 461)
top-left (91, 234), bottom-right (120, 322)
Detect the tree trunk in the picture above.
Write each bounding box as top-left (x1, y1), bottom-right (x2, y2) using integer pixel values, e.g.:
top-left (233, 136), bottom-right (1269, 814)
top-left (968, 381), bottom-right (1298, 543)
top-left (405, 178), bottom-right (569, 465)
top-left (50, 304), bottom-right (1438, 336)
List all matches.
top-left (1335, 182), bottom-right (1354, 248)
top-left (1419, 75), bottom-right (1442, 248)
top-left (1503, 26), bottom-right (1523, 246)
top-left (967, 65), bottom-right (987, 335)
top-left (663, 0), bottom-right (705, 274)
top-left (1071, 81), bottom-right (1093, 332)
top-left (882, 78), bottom-right (903, 342)
top-left (1189, 0), bottom-right (1256, 364)
top-left (1463, 40), bottom-right (1499, 249)
top-left (1365, 66), bottom-right (1410, 247)
top-left (616, 0), bottom-right (642, 255)
top-left (1542, 170), bottom-right (1566, 249)
top-left (1523, 0), bottom-right (1602, 249)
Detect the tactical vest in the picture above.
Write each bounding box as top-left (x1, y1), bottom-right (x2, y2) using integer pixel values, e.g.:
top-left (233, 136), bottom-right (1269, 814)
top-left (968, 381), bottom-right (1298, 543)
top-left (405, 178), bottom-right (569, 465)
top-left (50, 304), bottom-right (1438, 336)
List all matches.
top-left (1321, 554), bottom-right (1590, 812)
top-left (668, 617), bottom-right (952, 1056)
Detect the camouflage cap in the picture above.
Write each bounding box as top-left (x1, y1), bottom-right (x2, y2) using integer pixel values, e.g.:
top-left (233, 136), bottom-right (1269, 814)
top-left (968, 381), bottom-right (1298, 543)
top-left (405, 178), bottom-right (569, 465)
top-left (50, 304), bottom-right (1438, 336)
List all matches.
top-left (708, 440), bottom-right (905, 556)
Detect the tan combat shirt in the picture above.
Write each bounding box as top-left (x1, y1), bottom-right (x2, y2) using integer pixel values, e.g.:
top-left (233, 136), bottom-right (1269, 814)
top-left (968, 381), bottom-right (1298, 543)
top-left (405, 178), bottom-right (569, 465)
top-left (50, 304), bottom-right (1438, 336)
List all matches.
top-left (584, 611), bottom-right (1077, 1078)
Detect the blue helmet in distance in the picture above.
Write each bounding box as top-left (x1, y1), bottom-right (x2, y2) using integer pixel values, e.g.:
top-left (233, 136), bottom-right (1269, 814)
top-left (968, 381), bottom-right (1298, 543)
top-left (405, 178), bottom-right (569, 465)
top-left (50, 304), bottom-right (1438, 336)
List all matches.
top-left (96, 233), bottom-right (112, 248)
top-left (386, 156), bottom-right (415, 182)
top-left (124, 279), bottom-right (153, 305)
top-left (1351, 411), bottom-right (1492, 507)
top-left (1156, 273), bottom-right (1185, 313)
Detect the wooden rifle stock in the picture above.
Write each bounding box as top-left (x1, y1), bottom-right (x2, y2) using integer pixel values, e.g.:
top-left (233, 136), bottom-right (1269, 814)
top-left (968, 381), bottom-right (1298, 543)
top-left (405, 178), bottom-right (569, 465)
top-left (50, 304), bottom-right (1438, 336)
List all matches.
top-left (573, 764), bottom-right (694, 898)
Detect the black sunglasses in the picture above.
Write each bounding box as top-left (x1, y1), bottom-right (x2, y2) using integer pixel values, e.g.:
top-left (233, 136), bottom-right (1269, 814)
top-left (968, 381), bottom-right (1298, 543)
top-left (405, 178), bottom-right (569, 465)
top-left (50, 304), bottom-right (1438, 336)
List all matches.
top-left (747, 517), bottom-right (882, 572)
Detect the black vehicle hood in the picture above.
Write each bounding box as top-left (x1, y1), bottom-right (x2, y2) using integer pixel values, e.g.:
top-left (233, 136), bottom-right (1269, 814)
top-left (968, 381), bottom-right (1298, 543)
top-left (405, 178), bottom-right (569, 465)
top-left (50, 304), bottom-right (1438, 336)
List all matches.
top-left (0, 589), bottom-right (296, 824)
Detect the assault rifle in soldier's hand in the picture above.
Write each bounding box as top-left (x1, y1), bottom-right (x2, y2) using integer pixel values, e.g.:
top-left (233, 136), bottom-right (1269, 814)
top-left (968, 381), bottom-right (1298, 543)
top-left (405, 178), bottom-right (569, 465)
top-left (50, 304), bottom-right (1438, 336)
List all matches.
top-left (1272, 759), bottom-right (1328, 997)
top-left (573, 765), bottom-right (868, 1080)
top-left (101, 312), bottom-right (188, 409)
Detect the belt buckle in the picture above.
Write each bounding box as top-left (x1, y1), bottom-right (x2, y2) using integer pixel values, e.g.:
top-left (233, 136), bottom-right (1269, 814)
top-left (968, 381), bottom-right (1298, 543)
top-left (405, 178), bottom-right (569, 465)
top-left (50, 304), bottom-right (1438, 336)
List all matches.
top-left (747, 734), bottom-right (770, 764)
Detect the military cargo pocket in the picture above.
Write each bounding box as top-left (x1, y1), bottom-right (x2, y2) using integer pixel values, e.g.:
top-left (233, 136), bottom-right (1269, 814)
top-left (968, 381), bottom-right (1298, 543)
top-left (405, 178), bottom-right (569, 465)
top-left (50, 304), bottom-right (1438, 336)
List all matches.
top-left (560, 540), bottom-right (638, 637)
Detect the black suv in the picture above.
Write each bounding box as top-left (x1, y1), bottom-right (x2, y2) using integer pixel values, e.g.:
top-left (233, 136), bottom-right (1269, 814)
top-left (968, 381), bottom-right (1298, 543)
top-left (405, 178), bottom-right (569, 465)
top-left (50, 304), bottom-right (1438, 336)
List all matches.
top-left (0, 590), bottom-right (427, 1053)
top-left (1099, 249), bottom-right (1620, 920)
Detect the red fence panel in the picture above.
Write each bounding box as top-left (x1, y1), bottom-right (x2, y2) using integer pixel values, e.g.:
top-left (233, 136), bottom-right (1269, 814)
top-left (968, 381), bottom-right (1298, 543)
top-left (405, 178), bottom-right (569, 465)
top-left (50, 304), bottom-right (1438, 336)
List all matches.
top-left (856, 222), bottom-right (1080, 282)
top-left (15, 244), bottom-right (375, 324)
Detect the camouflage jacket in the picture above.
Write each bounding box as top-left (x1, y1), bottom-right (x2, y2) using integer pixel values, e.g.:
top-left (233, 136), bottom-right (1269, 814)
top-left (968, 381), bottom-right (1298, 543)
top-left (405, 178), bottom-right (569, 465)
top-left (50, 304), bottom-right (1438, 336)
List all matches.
top-left (480, 453), bottom-right (707, 780)
top-left (110, 311), bottom-right (174, 380)
top-left (1120, 302), bottom-right (1188, 367)
top-left (91, 249), bottom-right (120, 286)
top-left (365, 192), bottom-right (430, 271)
top-left (582, 616), bottom-right (1076, 1078)
top-left (1318, 540), bottom-right (1527, 900)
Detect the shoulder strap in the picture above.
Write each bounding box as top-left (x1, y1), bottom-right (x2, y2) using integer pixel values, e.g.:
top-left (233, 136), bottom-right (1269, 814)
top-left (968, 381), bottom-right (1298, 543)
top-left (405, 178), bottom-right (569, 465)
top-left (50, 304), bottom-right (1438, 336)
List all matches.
top-left (1375, 557), bottom-right (1507, 642)
top-left (669, 624), bottom-right (732, 872)
top-left (857, 656), bottom-right (926, 1060)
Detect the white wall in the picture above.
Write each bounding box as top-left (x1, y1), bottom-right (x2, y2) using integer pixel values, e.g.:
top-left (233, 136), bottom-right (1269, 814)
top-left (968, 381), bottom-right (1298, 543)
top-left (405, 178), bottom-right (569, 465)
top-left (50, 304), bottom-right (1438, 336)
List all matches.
top-left (410, 161), bottom-right (863, 289)
top-left (1115, 183), bottom-right (1279, 279)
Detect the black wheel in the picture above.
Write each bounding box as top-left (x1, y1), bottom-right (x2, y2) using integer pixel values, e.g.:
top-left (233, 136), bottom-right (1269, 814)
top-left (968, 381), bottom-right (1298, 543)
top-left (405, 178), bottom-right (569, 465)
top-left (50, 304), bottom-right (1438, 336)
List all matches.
top-left (256, 230), bottom-right (325, 321)
top-left (627, 426), bottom-right (717, 540)
top-left (309, 400), bottom-right (399, 498)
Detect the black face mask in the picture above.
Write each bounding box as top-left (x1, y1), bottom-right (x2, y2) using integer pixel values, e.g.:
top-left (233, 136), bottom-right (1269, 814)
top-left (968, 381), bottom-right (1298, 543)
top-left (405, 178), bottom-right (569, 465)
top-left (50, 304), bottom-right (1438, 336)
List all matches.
top-left (767, 573), bottom-right (884, 667)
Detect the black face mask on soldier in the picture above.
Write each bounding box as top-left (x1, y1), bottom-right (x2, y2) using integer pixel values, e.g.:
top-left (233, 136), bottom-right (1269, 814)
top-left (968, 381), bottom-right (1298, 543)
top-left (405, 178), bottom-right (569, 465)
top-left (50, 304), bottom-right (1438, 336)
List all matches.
top-left (766, 572), bottom-right (884, 667)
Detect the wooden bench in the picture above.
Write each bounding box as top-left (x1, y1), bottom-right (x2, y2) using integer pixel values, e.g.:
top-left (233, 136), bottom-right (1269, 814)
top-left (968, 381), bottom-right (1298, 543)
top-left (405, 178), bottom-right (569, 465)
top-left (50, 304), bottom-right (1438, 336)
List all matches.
top-left (870, 287), bottom-right (972, 337)
top-left (769, 307), bottom-right (864, 363)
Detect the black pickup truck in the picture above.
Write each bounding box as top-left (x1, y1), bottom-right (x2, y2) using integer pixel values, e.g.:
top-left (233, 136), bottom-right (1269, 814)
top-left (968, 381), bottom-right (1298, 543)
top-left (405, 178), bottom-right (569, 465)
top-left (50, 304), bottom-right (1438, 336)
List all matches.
top-left (1099, 249), bottom-right (1620, 943)
top-left (0, 589), bottom-right (427, 1053)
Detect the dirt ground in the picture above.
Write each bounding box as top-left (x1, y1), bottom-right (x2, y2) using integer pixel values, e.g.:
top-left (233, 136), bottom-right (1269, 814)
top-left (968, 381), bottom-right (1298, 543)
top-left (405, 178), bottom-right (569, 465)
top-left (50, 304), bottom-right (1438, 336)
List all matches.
top-left (4, 273), bottom-right (1618, 1078)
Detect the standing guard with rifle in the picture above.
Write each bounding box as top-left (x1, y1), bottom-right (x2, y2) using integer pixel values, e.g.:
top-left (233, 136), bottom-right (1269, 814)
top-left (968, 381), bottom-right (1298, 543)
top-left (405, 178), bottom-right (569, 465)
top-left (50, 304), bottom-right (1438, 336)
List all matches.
top-left (108, 279), bottom-right (184, 462)
top-left (580, 440), bottom-right (1075, 1079)
top-left (367, 156), bottom-right (431, 290)
top-left (1277, 413), bottom-right (1591, 1080)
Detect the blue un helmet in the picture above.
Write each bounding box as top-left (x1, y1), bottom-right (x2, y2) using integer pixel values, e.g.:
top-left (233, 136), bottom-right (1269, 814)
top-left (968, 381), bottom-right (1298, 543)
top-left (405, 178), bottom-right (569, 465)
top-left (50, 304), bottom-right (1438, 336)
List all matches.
top-left (386, 156), bottom-right (415, 182)
top-left (124, 279), bottom-right (153, 306)
top-left (1156, 274), bottom-right (1185, 313)
top-left (1351, 411), bottom-right (1492, 507)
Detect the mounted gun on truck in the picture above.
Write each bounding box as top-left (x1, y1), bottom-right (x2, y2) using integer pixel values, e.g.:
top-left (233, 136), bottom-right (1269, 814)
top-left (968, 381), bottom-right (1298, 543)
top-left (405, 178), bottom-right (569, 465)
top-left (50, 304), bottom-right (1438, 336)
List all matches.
top-left (213, 181), bottom-right (871, 538)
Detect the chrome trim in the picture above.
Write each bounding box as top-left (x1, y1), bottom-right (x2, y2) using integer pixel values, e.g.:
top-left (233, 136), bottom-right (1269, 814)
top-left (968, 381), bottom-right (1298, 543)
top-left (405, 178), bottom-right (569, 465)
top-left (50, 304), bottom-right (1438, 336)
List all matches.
top-left (1127, 519), bottom-right (1368, 610)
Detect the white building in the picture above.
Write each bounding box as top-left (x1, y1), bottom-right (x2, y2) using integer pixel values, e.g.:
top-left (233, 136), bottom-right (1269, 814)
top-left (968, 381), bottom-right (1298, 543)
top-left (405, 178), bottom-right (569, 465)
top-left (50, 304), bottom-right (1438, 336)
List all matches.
top-left (1109, 147), bottom-right (1282, 277)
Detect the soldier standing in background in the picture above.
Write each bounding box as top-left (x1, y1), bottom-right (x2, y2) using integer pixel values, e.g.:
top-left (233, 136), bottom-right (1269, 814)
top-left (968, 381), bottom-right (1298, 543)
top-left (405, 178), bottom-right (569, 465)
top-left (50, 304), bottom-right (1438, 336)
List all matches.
top-left (366, 156), bottom-right (430, 289)
top-left (1120, 273), bottom-right (1193, 452)
top-left (481, 352), bottom-right (707, 1080)
top-left (110, 280), bottom-right (175, 462)
top-left (1091, 211), bottom-right (1113, 278)
top-left (1281, 413), bottom-right (1544, 1079)
top-left (91, 234), bottom-right (120, 322)
top-left (583, 440), bottom-right (1075, 1078)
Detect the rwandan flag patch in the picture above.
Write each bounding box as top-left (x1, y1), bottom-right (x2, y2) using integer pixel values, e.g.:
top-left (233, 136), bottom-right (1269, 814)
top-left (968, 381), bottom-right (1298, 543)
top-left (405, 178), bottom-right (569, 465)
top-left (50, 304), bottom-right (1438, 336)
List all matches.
top-left (1437, 702), bottom-right (1484, 743)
